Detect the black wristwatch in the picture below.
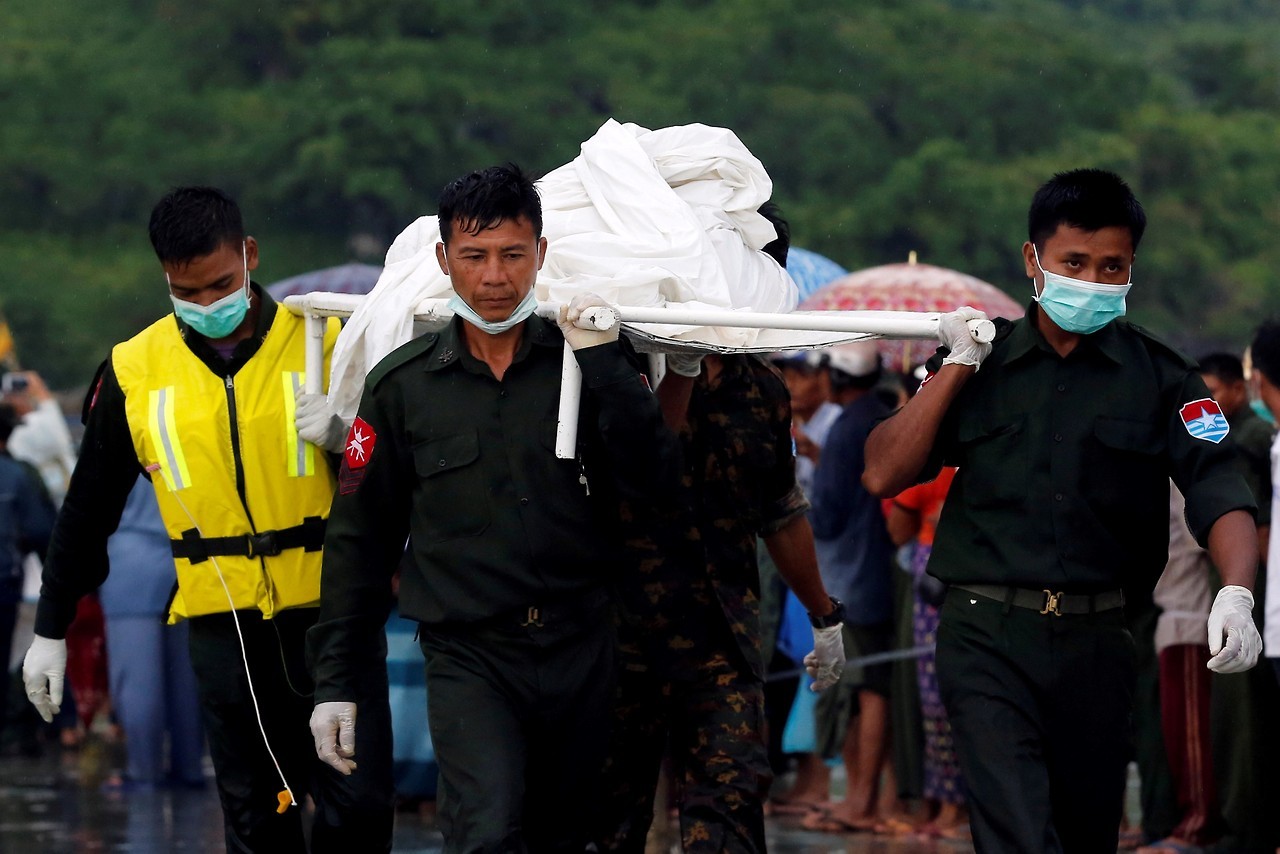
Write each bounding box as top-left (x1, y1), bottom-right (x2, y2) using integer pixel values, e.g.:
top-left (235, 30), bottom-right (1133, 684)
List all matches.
top-left (808, 596), bottom-right (846, 629)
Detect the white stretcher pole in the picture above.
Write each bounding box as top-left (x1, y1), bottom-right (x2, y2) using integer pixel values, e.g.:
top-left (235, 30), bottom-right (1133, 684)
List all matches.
top-left (549, 305), bottom-right (994, 459)
top-left (304, 313), bottom-right (327, 395)
top-left (283, 295), bottom-right (995, 460)
top-left (556, 342), bottom-right (583, 459)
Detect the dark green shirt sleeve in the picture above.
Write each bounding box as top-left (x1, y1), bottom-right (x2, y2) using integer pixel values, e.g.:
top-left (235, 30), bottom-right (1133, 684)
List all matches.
top-left (307, 377), bottom-right (408, 703)
top-left (1170, 372), bottom-right (1260, 545)
top-left (574, 339), bottom-right (682, 504)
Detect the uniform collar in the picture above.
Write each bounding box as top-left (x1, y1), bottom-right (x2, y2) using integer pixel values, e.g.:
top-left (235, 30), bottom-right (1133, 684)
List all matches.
top-left (425, 314), bottom-right (561, 372)
top-left (1004, 301), bottom-right (1125, 366)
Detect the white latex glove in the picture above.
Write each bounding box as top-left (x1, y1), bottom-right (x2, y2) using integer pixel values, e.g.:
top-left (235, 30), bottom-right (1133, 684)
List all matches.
top-left (665, 353), bottom-right (705, 378)
top-left (311, 701), bottom-right (358, 775)
top-left (296, 393), bottom-right (348, 454)
top-left (557, 293), bottom-right (620, 351)
top-left (1206, 585), bottom-right (1262, 673)
top-left (939, 306), bottom-right (993, 369)
top-left (803, 624), bottom-right (845, 692)
top-left (22, 634), bottom-right (67, 723)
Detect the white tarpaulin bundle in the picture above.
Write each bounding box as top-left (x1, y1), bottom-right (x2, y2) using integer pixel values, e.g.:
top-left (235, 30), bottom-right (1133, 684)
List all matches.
top-left (327, 118), bottom-right (832, 420)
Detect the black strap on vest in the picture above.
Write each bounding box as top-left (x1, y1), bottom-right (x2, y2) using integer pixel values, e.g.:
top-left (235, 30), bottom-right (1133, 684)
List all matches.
top-left (171, 516), bottom-right (326, 563)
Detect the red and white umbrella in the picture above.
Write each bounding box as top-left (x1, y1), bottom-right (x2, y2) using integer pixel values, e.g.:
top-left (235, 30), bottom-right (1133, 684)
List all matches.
top-left (799, 259), bottom-right (1025, 372)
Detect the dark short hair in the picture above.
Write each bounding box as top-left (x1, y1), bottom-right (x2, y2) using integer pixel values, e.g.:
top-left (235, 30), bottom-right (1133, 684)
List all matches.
top-left (1197, 352), bottom-right (1245, 384)
top-left (1251, 319), bottom-right (1280, 386)
top-left (437, 164), bottom-right (542, 246)
top-left (0, 402), bottom-right (17, 443)
top-left (1028, 169), bottom-right (1146, 251)
top-left (148, 186), bottom-right (245, 264)
top-left (757, 201), bottom-right (790, 269)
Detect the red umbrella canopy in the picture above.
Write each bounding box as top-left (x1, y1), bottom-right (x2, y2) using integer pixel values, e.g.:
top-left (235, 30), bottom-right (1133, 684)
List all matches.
top-left (798, 261), bottom-right (1026, 373)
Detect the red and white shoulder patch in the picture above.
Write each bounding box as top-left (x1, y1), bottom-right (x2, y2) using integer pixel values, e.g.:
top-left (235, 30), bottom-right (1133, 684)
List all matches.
top-left (1179, 398), bottom-right (1230, 444)
top-left (338, 417), bottom-right (377, 495)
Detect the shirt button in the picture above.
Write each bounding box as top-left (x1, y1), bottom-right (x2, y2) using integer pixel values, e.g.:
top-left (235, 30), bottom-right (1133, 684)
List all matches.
top-left (438, 460), bottom-right (446, 468)
top-left (520, 497), bottom-right (529, 506)
top-left (1054, 433), bottom-right (1063, 442)
top-left (499, 389), bottom-right (508, 398)
top-left (1056, 384), bottom-right (1066, 392)
top-left (1054, 493), bottom-right (1064, 501)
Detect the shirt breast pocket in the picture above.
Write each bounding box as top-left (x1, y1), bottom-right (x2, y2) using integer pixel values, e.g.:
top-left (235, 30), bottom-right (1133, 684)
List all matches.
top-left (955, 415), bottom-right (1027, 509)
top-left (1087, 415), bottom-right (1166, 508)
top-left (412, 431), bottom-right (490, 543)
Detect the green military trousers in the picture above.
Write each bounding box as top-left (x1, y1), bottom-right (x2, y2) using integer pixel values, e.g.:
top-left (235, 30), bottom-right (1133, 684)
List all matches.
top-left (935, 587), bottom-right (1136, 853)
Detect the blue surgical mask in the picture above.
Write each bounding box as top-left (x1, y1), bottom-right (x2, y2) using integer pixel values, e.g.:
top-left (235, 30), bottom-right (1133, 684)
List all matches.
top-left (169, 243), bottom-right (252, 339)
top-left (447, 288), bottom-right (538, 335)
top-left (1032, 246), bottom-right (1130, 335)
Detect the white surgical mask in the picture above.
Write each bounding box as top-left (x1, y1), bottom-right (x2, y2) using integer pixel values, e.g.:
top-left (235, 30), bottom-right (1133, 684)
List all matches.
top-left (447, 288), bottom-right (538, 335)
top-left (168, 242), bottom-right (252, 339)
top-left (1032, 246), bottom-right (1130, 335)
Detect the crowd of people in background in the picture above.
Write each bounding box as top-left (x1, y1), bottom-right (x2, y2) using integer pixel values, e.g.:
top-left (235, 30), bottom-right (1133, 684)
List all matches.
top-left (2, 165), bottom-right (1279, 854)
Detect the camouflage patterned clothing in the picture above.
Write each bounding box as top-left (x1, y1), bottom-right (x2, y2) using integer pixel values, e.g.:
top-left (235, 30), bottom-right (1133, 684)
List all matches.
top-left (599, 650), bottom-right (770, 853)
top-left (600, 355), bottom-right (808, 852)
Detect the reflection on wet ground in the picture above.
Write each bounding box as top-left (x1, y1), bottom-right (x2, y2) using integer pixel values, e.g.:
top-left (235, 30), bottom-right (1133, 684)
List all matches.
top-left (0, 742), bottom-right (975, 853)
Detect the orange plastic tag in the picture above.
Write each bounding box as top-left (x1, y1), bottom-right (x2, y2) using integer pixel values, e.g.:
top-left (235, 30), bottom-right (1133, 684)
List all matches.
top-left (276, 790), bottom-right (293, 814)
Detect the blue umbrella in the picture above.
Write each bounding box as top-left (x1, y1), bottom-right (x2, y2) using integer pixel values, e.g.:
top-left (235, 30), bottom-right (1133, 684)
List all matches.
top-left (786, 247), bottom-right (848, 302)
top-left (267, 263), bottom-right (382, 300)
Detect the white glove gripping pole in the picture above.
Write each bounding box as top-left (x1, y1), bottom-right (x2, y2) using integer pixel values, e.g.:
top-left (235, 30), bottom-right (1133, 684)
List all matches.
top-left (284, 295), bottom-right (996, 460)
top-left (145, 462), bottom-right (298, 813)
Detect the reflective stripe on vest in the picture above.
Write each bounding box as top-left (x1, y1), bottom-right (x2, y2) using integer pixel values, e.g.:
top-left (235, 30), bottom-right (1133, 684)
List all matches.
top-left (281, 371), bottom-right (315, 478)
top-left (148, 386), bottom-right (192, 491)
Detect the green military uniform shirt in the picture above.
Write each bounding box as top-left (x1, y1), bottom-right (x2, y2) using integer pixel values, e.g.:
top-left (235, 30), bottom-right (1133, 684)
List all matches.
top-left (309, 315), bottom-right (679, 702)
top-left (925, 308), bottom-right (1256, 593)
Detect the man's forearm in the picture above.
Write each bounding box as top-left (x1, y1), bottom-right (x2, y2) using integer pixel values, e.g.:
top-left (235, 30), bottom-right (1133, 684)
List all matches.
top-left (1208, 508), bottom-right (1259, 590)
top-left (763, 515), bottom-right (834, 617)
top-left (863, 364), bottom-right (971, 497)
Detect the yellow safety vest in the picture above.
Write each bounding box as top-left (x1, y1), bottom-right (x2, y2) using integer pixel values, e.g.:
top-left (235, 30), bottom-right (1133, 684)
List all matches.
top-left (112, 308), bottom-right (340, 623)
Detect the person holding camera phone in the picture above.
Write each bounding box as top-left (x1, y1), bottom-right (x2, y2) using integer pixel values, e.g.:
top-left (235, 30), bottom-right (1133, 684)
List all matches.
top-left (2, 370), bottom-right (76, 506)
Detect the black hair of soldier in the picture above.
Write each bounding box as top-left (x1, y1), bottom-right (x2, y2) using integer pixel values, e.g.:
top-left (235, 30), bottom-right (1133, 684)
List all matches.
top-left (437, 163), bottom-right (543, 247)
top-left (149, 186), bottom-right (245, 264)
top-left (1197, 352), bottom-right (1245, 385)
top-left (1028, 168), bottom-right (1147, 252)
top-left (1250, 320), bottom-right (1280, 387)
top-left (757, 201), bottom-right (790, 269)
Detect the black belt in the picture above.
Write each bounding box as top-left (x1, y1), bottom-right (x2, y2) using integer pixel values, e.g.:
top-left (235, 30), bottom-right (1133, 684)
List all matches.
top-left (171, 516), bottom-right (326, 563)
top-left (953, 583), bottom-right (1125, 616)
top-left (488, 587), bottom-right (611, 630)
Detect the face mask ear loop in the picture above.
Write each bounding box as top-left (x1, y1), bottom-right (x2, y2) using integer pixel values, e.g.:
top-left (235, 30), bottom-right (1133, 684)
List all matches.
top-left (1031, 244), bottom-right (1044, 300)
top-left (242, 241), bottom-right (253, 307)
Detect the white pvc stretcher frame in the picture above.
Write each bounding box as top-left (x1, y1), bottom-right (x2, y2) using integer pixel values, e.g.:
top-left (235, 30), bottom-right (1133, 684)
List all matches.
top-left (284, 293), bottom-right (993, 459)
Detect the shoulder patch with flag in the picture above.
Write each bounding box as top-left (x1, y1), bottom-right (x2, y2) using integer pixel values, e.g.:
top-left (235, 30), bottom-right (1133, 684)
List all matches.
top-left (338, 417), bottom-right (376, 494)
top-left (1179, 398), bottom-right (1230, 444)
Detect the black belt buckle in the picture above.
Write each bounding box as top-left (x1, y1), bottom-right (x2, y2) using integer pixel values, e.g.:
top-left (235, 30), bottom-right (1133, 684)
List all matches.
top-left (247, 531), bottom-right (281, 558)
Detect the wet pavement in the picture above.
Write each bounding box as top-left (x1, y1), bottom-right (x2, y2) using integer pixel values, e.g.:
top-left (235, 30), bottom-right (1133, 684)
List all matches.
top-left (0, 739), bottom-right (976, 853)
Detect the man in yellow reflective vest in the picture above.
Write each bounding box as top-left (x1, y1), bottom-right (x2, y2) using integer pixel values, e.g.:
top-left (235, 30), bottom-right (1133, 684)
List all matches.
top-left (21, 187), bottom-right (393, 852)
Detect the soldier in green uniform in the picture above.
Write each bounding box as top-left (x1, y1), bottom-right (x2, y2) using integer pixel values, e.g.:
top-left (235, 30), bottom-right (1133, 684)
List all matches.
top-left (862, 168), bottom-right (1263, 853)
top-left (305, 165), bottom-right (681, 852)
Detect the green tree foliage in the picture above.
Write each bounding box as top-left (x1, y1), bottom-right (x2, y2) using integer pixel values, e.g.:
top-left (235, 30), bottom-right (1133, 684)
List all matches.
top-left (3, 0), bottom-right (1280, 385)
